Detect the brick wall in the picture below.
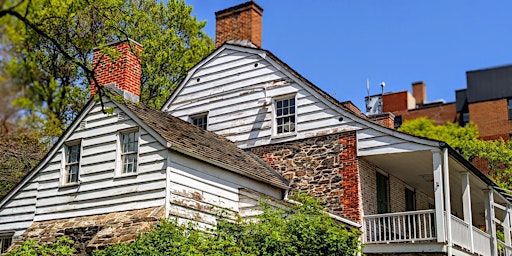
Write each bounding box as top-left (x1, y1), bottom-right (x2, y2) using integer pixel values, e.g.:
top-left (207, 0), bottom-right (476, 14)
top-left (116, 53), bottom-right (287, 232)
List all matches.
top-left (359, 159), bottom-right (431, 216)
top-left (215, 2), bottom-right (263, 47)
top-left (383, 91), bottom-right (412, 112)
top-left (394, 102), bottom-right (457, 126)
top-left (91, 40), bottom-right (142, 98)
top-left (469, 99), bottom-right (512, 141)
top-left (250, 131), bottom-right (362, 223)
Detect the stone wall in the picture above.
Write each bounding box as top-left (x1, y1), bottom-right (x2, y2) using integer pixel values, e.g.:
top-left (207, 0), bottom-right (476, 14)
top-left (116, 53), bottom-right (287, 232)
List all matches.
top-left (250, 131), bottom-right (362, 223)
top-left (11, 206), bottom-right (164, 255)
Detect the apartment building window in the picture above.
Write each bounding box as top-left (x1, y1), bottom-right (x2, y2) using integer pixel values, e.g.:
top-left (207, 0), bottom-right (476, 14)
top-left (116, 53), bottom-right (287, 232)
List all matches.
top-left (275, 96), bottom-right (296, 134)
top-left (63, 141), bottom-right (81, 184)
top-left (405, 187), bottom-right (416, 211)
top-left (508, 99), bottom-right (512, 120)
top-left (394, 116), bottom-right (402, 129)
top-left (376, 172), bottom-right (390, 214)
top-left (191, 113), bottom-right (208, 130)
top-left (120, 130), bottom-right (139, 174)
top-left (462, 112), bottom-right (470, 127)
top-left (0, 233), bottom-right (13, 254)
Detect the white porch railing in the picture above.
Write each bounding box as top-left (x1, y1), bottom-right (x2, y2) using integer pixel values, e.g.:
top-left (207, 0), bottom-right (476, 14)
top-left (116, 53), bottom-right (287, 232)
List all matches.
top-left (472, 225), bottom-right (492, 256)
top-left (364, 210), bottom-right (495, 255)
top-left (363, 210), bottom-right (436, 243)
top-left (498, 240), bottom-right (512, 256)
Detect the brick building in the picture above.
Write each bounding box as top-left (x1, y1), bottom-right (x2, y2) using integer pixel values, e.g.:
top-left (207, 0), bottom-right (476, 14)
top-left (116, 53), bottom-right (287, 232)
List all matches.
top-left (366, 66), bottom-right (512, 141)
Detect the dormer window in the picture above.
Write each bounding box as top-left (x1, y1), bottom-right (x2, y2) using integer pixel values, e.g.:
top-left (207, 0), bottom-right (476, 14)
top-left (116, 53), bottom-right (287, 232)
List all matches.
top-left (191, 113), bottom-right (208, 130)
top-left (274, 96), bottom-right (296, 134)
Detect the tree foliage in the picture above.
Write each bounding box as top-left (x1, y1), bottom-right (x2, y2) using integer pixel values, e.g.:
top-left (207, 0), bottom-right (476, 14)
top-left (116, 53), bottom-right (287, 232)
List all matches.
top-left (398, 117), bottom-right (512, 189)
top-left (1, 0), bottom-right (214, 138)
top-left (93, 194), bottom-right (361, 256)
top-left (5, 236), bottom-right (75, 256)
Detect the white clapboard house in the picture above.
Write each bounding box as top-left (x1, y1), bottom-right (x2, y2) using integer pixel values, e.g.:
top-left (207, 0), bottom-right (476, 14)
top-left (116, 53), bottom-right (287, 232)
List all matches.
top-left (162, 2), bottom-right (512, 255)
top-left (0, 39), bottom-right (289, 254)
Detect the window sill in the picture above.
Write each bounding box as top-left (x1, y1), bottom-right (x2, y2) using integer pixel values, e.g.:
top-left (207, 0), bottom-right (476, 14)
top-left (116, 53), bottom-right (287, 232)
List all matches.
top-left (114, 172), bottom-right (138, 179)
top-left (59, 182), bottom-right (80, 189)
top-left (271, 132), bottom-right (297, 140)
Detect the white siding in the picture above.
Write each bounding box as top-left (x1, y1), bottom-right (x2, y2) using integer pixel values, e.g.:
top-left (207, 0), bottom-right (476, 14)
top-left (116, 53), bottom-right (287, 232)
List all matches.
top-left (165, 47), bottom-right (362, 148)
top-left (168, 152), bottom-right (283, 228)
top-left (357, 128), bottom-right (436, 156)
top-left (0, 182), bottom-right (37, 237)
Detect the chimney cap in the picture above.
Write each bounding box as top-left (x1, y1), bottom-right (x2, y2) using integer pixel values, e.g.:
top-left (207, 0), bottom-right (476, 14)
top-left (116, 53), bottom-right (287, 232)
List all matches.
top-left (215, 1), bottom-right (263, 17)
top-left (93, 38), bottom-right (142, 52)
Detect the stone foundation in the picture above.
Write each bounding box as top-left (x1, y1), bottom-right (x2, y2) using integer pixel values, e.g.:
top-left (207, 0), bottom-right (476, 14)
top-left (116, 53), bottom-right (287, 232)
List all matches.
top-left (12, 206), bottom-right (165, 255)
top-left (250, 131), bottom-right (362, 223)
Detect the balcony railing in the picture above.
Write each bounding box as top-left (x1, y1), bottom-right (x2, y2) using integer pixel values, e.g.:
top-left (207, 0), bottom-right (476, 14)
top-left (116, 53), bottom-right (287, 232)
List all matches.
top-left (363, 210), bottom-right (496, 255)
top-left (363, 209), bottom-right (436, 243)
top-left (498, 240), bottom-right (512, 256)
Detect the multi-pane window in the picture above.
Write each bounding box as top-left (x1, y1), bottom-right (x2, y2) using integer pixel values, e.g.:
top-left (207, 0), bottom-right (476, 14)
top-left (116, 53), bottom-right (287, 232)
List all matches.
top-left (121, 131), bottom-right (138, 174)
top-left (0, 235), bottom-right (12, 254)
top-left (462, 112), bottom-right (470, 127)
top-left (394, 116), bottom-right (402, 129)
top-left (275, 97), bottom-right (296, 134)
top-left (191, 114), bottom-right (208, 130)
top-left (65, 143), bottom-right (81, 184)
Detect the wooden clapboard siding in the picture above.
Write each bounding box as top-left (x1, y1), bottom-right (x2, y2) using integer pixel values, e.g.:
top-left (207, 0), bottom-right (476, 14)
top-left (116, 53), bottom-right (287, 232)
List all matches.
top-left (19, 100), bottom-right (168, 222)
top-left (165, 46), bottom-right (361, 149)
top-left (0, 182), bottom-right (37, 236)
top-left (357, 127), bottom-right (437, 156)
top-left (168, 152), bottom-right (282, 227)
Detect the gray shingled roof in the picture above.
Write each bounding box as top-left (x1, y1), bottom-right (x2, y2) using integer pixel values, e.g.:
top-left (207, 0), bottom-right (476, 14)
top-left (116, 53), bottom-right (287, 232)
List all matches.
top-left (124, 102), bottom-right (289, 189)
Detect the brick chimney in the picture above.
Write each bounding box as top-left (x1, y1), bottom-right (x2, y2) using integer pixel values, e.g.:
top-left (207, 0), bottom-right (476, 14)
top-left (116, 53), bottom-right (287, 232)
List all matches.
top-left (215, 1), bottom-right (263, 48)
top-left (91, 39), bottom-right (142, 102)
top-left (412, 81), bottom-right (426, 105)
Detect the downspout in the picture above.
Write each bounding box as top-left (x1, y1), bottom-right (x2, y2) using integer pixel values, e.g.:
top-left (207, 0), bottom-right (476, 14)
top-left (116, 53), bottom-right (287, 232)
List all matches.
top-left (165, 147), bottom-right (172, 219)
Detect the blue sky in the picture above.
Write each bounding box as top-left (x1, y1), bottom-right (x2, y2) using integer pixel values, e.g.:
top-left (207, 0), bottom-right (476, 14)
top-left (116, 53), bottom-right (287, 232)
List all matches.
top-left (186, 1), bottom-right (512, 111)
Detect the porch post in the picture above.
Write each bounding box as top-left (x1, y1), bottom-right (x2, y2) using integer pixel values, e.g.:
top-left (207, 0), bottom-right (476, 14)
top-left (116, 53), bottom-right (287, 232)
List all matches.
top-left (442, 148), bottom-right (452, 255)
top-left (505, 205), bottom-right (512, 247)
top-left (432, 149), bottom-right (446, 243)
top-left (461, 171), bottom-right (474, 253)
top-left (484, 189), bottom-right (498, 256)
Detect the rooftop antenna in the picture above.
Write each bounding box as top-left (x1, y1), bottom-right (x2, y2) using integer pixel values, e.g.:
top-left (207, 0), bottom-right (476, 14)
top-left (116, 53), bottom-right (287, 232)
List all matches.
top-left (380, 82), bottom-right (385, 96)
top-left (366, 79), bottom-right (370, 99)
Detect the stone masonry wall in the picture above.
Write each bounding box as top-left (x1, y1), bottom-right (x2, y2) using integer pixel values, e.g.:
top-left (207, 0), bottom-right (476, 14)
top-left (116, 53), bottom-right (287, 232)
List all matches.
top-left (11, 206), bottom-right (164, 255)
top-left (250, 131), bottom-right (362, 223)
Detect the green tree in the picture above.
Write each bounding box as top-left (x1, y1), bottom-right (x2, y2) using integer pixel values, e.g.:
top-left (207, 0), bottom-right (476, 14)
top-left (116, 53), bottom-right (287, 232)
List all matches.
top-left (5, 236), bottom-right (75, 256)
top-left (93, 193), bottom-right (361, 256)
top-left (1, 0), bottom-right (214, 139)
top-left (398, 117), bottom-right (512, 189)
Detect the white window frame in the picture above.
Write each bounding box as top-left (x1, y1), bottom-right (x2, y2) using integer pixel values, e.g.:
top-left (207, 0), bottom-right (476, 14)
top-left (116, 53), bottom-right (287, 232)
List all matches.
top-left (272, 94), bottom-right (297, 137)
top-left (60, 140), bottom-right (82, 186)
top-left (0, 233), bottom-right (13, 254)
top-left (190, 112), bottom-right (208, 130)
top-left (116, 128), bottom-right (140, 176)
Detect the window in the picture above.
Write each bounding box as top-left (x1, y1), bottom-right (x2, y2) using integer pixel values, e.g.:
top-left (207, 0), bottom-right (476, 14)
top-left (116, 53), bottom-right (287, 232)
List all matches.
top-left (63, 142), bottom-right (81, 184)
top-left (394, 116), bottom-right (402, 129)
top-left (121, 130), bottom-right (139, 174)
top-left (462, 112), bottom-right (470, 127)
top-left (405, 187), bottom-right (416, 211)
top-left (376, 172), bottom-right (389, 214)
top-left (508, 99), bottom-right (512, 120)
top-left (1, 234), bottom-right (13, 253)
top-left (275, 97), bottom-right (296, 134)
top-left (191, 114), bottom-right (208, 130)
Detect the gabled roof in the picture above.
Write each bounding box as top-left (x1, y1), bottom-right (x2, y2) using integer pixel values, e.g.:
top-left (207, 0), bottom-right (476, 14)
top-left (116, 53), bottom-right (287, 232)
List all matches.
top-left (124, 101), bottom-right (289, 189)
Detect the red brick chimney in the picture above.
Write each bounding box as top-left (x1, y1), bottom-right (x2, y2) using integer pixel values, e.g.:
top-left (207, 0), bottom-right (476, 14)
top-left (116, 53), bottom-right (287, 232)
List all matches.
top-left (215, 1), bottom-right (263, 48)
top-left (412, 81), bottom-right (426, 105)
top-left (91, 39), bottom-right (142, 102)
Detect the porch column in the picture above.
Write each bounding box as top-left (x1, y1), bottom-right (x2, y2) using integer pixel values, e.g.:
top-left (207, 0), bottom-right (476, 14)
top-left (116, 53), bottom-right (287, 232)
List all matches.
top-left (432, 149), bottom-right (446, 243)
top-left (442, 148), bottom-right (452, 255)
top-left (461, 171), bottom-right (474, 253)
top-left (484, 189), bottom-right (498, 256)
top-left (504, 205), bottom-right (512, 248)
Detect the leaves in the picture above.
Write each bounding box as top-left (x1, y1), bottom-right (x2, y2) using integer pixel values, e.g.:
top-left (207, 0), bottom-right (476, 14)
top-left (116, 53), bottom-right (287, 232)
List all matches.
top-left (398, 117), bottom-right (512, 189)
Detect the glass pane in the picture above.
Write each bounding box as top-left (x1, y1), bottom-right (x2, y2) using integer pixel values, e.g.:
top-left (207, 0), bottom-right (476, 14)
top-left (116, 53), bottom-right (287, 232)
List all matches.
top-left (123, 154), bottom-right (137, 173)
top-left (277, 101), bottom-right (282, 108)
top-left (283, 100), bottom-right (288, 107)
top-left (290, 98), bottom-right (295, 106)
top-left (277, 109), bottom-right (282, 116)
top-left (283, 108), bottom-right (288, 115)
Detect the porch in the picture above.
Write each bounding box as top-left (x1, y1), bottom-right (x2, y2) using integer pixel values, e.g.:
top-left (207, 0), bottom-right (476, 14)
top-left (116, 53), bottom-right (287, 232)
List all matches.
top-left (359, 148), bottom-right (512, 256)
top-left (363, 210), bottom-right (512, 255)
